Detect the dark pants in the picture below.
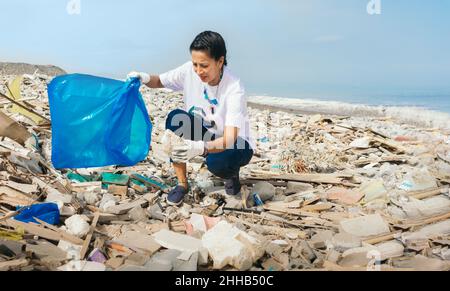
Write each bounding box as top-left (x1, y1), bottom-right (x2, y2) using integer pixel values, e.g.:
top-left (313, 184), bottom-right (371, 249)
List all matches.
top-left (165, 109), bottom-right (254, 179)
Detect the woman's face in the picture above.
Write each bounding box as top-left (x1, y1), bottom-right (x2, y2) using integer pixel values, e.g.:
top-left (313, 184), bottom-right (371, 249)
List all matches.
top-left (191, 50), bottom-right (224, 85)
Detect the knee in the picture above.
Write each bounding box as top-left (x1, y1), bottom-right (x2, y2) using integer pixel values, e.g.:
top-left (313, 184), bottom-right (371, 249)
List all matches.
top-left (206, 156), bottom-right (237, 179)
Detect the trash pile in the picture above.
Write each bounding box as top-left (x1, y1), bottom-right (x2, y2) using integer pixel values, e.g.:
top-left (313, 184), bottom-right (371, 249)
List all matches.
top-left (0, 72), bottom-right (449, 271)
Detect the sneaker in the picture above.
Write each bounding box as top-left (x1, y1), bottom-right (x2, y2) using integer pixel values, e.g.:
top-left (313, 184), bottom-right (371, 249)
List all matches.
top-left (225, 175), bottom-right (241, 196)
top-left (167, 185), bottom-right (189, 206)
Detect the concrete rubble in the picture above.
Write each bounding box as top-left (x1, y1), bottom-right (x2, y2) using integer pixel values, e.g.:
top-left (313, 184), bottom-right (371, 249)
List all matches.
top-left (0, 71), bottom-right (449, 271)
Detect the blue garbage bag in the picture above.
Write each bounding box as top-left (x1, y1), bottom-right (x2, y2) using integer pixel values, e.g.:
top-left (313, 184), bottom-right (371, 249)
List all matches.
top-left (48, 74), bottom-right (152, 169)
top-left (14, 203), bottom-right (60, 225)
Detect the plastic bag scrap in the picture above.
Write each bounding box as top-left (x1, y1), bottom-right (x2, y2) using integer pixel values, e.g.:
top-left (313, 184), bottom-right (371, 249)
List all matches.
top-left (14, 203), bottom-right (60, 225)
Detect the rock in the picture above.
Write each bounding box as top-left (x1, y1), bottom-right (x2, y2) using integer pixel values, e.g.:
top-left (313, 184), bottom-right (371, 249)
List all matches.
top-left (128, 205), bottom-right (148, 222)
top-left (360, 180), bottom-right (387, 202)
top-left (339, 246), bottom-right (375, 267)
top-left (331, 232), bottom-right (362, 252)
top-left (147, 203), bottom-right (165, 221)
top-left (26, 241), bottom-right (67, 261)
top-left (99, 194), bottom-right (117, 212)
top-left (398, 196), bottom-right (450, 219)
top-left (349, 137), bottom-right (371, 149)
top-left (375, 241), bottom-right (404, 260)
top-left (202, 221), bottom-right (264, 271)
top-left (402, 220), bottom-right (450, 243)
top-left (325, 249), bottom-right (341, 264)
top-left (265, 242), bottom-right (284, 257)
top-left (299, 241), bottom-right (316, 262)
top-left (251, 181), bottom-right (275, 202)
top-left (440, 248), bottom-right (450, 261)
top-left (57, 240), bottom-right (82, 260)
top-left (398, 168), bottom-right (437, 192)
top-left (340, 214), bottom-right (390, 238)
top-left (285, 182), bottom-right (314, 195)
top-left (83, 192), bottom-right (100, 205)
top-left (310, 230), bottom-right (334, 249)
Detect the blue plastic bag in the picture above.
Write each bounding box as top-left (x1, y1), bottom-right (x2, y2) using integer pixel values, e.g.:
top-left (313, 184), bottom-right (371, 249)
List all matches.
top-left (48, 74), bottom-right (152, 169)
top-left (14, 203), bottom-right (60, 225)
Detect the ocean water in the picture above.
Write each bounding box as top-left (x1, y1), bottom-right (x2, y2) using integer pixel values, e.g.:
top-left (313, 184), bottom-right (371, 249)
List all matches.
top-left (252, 89), bottom-right (450, 114)
top-left (309, 93), bottom-right (450, 114)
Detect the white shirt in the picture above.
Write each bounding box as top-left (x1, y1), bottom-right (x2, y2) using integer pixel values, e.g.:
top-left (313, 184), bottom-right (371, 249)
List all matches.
top-left (160, 61), bottom-right (255, 149)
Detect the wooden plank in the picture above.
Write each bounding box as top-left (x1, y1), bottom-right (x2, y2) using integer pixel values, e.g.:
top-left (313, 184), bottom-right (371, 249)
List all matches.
top-left (0, 186), bottom-right (34, 203)
top-left (408, 187), bottom-right (448, 200)
top-left (80, 212), bottom-right (100, 259)
top-left (363, 231), bottom-right (402, 245)
top-left (354, 155), bottom-right (408, 167)
top-left (264, 202), bottom-right (321, 218)
top-left (33, 217), bottom-right (84, 245)
top-left (3, 181), bottom-right (38, 194)
top-left (0, 258), bottom-right (29, 271)
top-left (371, 136), bottom-right (406, 154)
top-left (1, 219), bottom-right (83, 244)
top-left (301, 203), bottom-right (333, 212)
top-left (402, 211), bottom-right (450, 228)
top-left (250, 173), bottom-right (353, 185)
top-left (70, 182), bottom-right (102, 193)
top-left (0, 90), bottom-right (51, 124)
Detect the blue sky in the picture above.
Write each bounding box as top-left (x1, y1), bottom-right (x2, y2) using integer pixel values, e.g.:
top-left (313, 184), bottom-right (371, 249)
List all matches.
top-left (1, 0), bottom-right (450, 103)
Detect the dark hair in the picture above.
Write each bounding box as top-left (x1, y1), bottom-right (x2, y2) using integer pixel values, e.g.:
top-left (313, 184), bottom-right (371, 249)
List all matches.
top-left (190, 31), bottom-right (228, 66)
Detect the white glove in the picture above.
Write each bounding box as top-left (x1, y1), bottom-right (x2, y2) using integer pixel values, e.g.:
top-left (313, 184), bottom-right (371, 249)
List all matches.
top-left (127, 71), bottom-right (150, 84)
top-left (171, 140), bottom-right (205, 163)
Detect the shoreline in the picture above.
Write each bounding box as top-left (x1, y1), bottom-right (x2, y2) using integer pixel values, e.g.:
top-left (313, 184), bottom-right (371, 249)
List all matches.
top-left (248, 95), bottom-right (450, 130)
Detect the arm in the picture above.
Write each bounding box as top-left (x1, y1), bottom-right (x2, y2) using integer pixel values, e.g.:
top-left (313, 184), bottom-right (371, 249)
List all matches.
top-left (144, 75), bottom-right (165, 89)
top-left (205, 126), bottom-right (239, 154)
top-left (127, 72), bottom-right (165, 88)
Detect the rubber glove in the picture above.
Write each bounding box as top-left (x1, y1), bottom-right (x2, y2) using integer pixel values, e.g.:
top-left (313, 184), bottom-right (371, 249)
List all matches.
top-left (127, 71), bottom-right (150, 84)
top-left (171, 140), bottom-right (206, 163)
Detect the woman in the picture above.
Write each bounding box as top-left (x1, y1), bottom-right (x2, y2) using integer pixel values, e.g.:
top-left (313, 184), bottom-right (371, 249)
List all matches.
top-left (128, 31), bottom-right (254, 206)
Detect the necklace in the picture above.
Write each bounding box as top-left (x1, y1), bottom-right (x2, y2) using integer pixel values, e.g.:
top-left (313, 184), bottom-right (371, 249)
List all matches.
top-left (204, 68), bottom-right (224, 106)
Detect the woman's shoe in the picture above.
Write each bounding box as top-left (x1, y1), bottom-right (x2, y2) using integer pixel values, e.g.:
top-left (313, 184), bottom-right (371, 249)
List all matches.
top-left (167, 185), bottom-right (189, 206)
top-left (225, 175), bottom-right (241, 195)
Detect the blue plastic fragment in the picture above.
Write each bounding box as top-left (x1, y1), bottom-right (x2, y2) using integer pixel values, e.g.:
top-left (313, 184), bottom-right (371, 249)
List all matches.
top-left (14, 203), bottom-right (60, 225)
